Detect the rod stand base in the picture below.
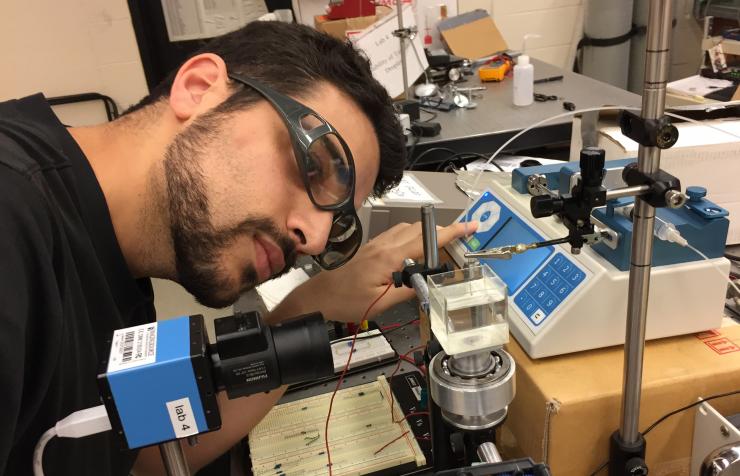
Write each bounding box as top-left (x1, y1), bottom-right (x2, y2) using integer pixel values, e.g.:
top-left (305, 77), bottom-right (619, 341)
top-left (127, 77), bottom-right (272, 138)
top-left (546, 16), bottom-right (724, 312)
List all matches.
top-left (608, 431), bottom-right (648, 476)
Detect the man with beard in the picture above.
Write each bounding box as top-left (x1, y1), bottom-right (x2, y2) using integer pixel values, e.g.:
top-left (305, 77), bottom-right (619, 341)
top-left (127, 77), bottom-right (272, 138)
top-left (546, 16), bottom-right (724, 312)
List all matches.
top-left (0, 20), bottom-right (475, 476)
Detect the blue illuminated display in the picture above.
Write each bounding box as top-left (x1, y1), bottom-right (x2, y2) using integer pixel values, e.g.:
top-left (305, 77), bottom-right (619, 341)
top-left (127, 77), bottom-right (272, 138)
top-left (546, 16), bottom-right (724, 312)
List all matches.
top-left (461, 191), bottom-right (553, 293)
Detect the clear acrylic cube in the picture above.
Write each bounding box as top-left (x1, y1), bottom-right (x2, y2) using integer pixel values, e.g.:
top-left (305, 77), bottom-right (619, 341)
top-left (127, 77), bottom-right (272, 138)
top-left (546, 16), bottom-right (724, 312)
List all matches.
top-left (428, 264), bottom-right (508, 356)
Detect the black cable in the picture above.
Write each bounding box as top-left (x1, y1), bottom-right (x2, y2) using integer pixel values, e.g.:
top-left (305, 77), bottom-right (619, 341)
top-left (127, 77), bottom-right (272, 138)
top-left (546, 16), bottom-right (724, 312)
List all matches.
top-left (419, 108), bottom-right (438, 122)
top-left (406, 147), bottom-right (456, 170)
top-left (453, 152), bottom-right (505, 172)
top-left (408, 148), bottom-right (508, 172)
top-left (588, 389), bottom-right (740, 475)
top-left (642, 389), bottom-right (740, 435)
top-left (405, 128), bottom-right (420, 168)
top-left (435, 160), bottom-right (455, 172)
top-left (534, 236), bottom-right (571, 248)
top-left (331, 317), bottom-right (419, 345)
top-left (725, 304), bottom-right (740, 321)
top-left (589, 461), bottom-right (608, 476)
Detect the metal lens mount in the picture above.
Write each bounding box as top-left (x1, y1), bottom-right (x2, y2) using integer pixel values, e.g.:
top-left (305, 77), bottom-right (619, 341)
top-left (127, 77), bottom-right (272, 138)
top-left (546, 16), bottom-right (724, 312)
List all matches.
top-left (429, 349), bottom-right (516, 431)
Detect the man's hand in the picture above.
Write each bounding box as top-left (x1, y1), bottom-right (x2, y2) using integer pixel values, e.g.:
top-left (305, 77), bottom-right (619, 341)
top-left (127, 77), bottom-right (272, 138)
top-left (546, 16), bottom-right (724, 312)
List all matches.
top-left (268, 220), bottom-right (477, 324)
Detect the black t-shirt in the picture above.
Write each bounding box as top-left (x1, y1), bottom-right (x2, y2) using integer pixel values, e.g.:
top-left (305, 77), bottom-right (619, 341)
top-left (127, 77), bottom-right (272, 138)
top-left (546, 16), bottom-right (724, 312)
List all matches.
top-left (0, 95), bottom-right (156, 475)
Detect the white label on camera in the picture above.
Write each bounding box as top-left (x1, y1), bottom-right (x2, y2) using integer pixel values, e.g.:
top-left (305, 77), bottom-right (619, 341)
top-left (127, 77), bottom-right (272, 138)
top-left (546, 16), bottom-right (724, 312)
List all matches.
top-left (166, 397), bottom-right (199, 438)
top-left (107, 322), bottom-right (157, 373)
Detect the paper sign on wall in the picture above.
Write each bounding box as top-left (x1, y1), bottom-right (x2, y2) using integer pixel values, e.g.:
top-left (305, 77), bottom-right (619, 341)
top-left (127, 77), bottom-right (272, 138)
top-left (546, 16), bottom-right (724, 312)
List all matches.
top-left (353, 5), bottom-right (428, 98)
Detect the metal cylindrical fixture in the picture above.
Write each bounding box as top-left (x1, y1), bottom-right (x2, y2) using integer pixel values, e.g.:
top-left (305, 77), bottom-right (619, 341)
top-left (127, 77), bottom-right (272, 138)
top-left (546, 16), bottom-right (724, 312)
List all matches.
top-left (619, 0), bottom-right (673, 446)
top-left (449, 352), bottom-right (495, 378)
top-left (396, 0), bottom-right (409, 100)
top-left (429, 350), bottom-right (515, 431)
top-left (159, 440), bottom-right (190, 476)
top-left (421, 204), bottom-right (439, 269)
top-left (664, 189), bottom-right (687, 208)
top-left (605, 185), bottom-right (651, 200)
top-left (404, 258), bottom-right (430, 314)
top-left (477, 442), bottom-right (503, 464)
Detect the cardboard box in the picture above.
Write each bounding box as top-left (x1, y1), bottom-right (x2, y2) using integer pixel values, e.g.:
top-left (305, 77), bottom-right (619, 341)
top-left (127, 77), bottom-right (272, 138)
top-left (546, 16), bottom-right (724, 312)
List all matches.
top-left (315, 6), bottom-right (391, 40)
top-left (570, 117), bottom-right (740, 244)
top-left (438, 9), bottom-right (507, 60)
top-left (499, 321), bottom-right (740, 475)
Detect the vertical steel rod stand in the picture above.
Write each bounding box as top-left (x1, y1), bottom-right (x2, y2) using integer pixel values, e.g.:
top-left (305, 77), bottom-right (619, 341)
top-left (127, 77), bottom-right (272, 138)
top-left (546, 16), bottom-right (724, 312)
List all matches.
top-left (395, 0), bottom-right (410, 100)
top-left (159, 440), bottom-right (190, 476)
top-left (421, 204), bottom-right (439, 269)
top-left (609, 1), bottom-right (674, 474)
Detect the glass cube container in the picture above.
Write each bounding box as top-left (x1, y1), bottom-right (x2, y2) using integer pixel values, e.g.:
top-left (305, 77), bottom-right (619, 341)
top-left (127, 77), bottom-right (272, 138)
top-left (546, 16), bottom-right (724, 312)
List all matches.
top-left (428, 264), bottom-right (508, 356)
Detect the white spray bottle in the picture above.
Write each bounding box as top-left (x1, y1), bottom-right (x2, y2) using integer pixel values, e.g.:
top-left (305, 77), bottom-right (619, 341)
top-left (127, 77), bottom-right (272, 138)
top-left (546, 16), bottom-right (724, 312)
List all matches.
top-left (513, 33), bottom-right (541, 107)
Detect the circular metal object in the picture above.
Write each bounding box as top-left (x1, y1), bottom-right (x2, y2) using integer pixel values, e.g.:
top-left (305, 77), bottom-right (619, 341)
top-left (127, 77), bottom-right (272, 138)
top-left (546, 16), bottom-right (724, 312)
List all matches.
top-left (527, 174), bottom-right (548, 196)
top-left (453, 93), bottom-right (470, 108)
top-left (429, 350), bottom-right (515, 431)
top-left (665, 189), bottom-right (687, 209)
top-left (449, 352), bottom-right (495, 378)
top-left (656, 123), bottom-right (679, 149)
top-left (701, 443), bottom-right (740, 476)
top-left (442, 408), bottom-right (508, 431)
top-left (448, 67), bottom-right (462, 82)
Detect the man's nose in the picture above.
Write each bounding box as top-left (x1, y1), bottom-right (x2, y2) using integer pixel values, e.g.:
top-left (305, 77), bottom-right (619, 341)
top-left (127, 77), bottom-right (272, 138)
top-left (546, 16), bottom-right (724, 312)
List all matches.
top-left (287, 206), bottom-right (334, 256)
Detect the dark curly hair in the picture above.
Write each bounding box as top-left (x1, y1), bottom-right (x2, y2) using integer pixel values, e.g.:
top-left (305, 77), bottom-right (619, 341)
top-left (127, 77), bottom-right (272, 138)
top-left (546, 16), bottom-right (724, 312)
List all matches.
top-left (125, 21), bottom-right (405, 196)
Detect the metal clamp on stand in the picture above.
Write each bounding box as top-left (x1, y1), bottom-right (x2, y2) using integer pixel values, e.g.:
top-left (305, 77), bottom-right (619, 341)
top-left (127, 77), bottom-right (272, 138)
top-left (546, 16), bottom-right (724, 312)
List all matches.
top-left (529, 147), bottom-right (609, 253)
top-left (618, 110), bottom-right (678, 150)
top-left (621, 162), bottom-right (686, 209)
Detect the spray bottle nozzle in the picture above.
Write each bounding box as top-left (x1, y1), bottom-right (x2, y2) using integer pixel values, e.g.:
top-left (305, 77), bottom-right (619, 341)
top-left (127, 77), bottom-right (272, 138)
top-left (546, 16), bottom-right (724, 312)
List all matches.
top-left (522, 33), bottom-right (542, 56)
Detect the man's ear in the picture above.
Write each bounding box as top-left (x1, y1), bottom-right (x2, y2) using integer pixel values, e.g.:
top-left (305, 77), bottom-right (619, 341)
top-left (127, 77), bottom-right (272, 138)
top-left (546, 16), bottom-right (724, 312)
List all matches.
top-left (168, 53), bottom-right (230, 121)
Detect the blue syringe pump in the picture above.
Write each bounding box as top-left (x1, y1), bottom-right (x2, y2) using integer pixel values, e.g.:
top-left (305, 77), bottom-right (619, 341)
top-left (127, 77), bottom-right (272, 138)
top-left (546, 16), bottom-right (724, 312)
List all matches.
top-left (446, 154), bottom-right (731, 358)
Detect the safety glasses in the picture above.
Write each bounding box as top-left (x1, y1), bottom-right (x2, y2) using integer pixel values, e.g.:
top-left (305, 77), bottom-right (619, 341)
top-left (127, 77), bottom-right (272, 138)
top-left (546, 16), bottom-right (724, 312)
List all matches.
top-left (227, 74), bottom-right (363, 269)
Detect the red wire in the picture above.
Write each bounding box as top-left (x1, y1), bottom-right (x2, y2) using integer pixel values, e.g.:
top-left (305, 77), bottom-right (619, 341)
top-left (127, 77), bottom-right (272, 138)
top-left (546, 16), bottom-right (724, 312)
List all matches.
top-left (394, 411), bottom-right (429, 424)
top-left (325, 282), bottom-right (393, 476)
top-left (399, 354), bottom-right (424, 371)
top-left (373, 430), bottom-right (410, 455)
top-left (374, 347), bottom-right (429, 456)
top-left (388, 345), bottom-right (426, 424)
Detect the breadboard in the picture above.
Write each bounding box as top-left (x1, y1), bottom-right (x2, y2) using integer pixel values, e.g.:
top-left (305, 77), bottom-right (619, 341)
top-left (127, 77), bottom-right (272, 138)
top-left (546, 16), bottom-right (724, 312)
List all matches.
top-left (249, 376), bottom-right (426, 475)
top-left (330, 330), bottom-right (396, 372)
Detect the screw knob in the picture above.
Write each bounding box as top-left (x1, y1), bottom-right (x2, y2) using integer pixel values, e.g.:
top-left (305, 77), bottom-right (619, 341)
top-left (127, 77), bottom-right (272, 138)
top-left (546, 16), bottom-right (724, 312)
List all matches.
top-left (686, 186), bottom-right (707, 202)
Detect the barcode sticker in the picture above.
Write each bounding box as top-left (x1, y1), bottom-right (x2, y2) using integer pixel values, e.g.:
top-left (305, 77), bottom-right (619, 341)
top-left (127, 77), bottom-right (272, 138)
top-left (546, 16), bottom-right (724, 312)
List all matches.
top-left (107, 322), bottom-right (158, 373)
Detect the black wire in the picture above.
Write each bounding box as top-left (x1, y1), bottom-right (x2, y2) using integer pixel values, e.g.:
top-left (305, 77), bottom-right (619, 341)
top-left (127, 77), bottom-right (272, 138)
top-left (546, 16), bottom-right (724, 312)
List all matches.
top-left (434, 160), bottom-right (454, 172)
top-left (456, 153), bottom-right (504, 171)
top-left (407, 148), bottom-right (507, 172)
top-left (588, 389), bottom-right (740, 475)
top-left (331, 317), bottom-right (419, 345)
top-left (406, 147), bottom-right (456, 170)
top-left (436, 153), bottom-right (508, 173)
top-left (725, 304), bottom-right (740, 320)
top-left (419, 108), bottom-right (438, 122)
top-left (588, 461), bottom-right (608, 476)
top-left (642, 389), bottom-right (740, 435)
top-left (534, 236), bottom-right (571, 248)
top-left (405, 128), bottom-right (420, 168)
top-left (451, 152), bottom-right (504, 171)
